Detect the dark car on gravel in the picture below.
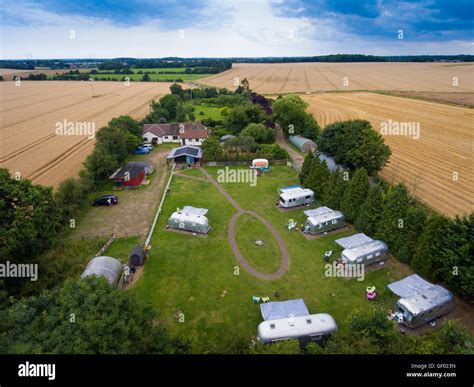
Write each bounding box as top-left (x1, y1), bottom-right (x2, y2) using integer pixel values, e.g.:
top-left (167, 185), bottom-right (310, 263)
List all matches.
top-left (92, 195), bottom-right (118, 207)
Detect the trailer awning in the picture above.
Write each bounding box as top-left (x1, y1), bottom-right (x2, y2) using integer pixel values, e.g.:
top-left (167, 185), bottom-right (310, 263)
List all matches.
top-left (304, 206), bottom-right (333, 217)
top-left (387, 274), bottom-right (434, 298)
top-left (335, 233), bottom-right (372, 249)
top-left (260, 299), bottom-right (310, 321)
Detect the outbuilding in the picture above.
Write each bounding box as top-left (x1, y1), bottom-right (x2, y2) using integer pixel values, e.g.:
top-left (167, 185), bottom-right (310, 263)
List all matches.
top-left (81, 256), bottom-right (123, 286)
top-left (167, 206), bottom-right (211, 234)
top-left (128, 161), bottom-right (154, 175)
top-left (303, 206), bottom-right (345, 234)
top-left (167, 146), bottom-right (203, 166)
top-left (111, 164), bottom-right (146, 187)
top-left (288, 135), bottom-right (316, 153)
top-left (129, 245), bottom-right (145, 267)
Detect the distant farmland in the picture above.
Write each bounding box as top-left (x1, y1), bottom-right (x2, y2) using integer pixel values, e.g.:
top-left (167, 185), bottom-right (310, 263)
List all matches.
top-left (0, 81), bottom-right (174, 187)
top-left (302, 92), bottom-right (474, 217)
top-left (200, 62), bottom-right (474, 93)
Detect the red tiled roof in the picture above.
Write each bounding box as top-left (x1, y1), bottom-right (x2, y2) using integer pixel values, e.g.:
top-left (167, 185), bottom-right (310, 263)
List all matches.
top-left (180, 129), bottom-right (209, 139)
top-left (143, 122), bottom-right (205, 137)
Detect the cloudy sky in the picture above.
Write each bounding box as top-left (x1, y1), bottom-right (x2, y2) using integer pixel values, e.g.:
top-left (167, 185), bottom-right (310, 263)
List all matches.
top-left (1, 0), bottom-right (473, 59)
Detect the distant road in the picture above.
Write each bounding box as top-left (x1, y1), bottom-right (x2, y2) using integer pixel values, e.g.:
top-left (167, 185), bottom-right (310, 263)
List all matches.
top-left (275, 124), bottom-right (304, 172)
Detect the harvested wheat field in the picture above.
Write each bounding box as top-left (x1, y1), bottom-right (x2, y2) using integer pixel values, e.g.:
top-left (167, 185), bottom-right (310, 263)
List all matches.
top-left (0, 81), bottom-right (174, 187)
top-left (201, 62), bottom-right (474, 93)
top-left (301, 92), bottom-right (474, 217)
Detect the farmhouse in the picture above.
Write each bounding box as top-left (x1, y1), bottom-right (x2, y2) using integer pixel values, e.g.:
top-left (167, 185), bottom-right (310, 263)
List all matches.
top-left (143, 122), bottom-right (207, 145)
top-left (288, 135), bottom-right (316, 153)
top-left (180, 128), bottom-right (209, 146)
top-left (110, 163), bottom-right (146, 188)
top-left (81, 256), bottom-right (123, 286)
top-left (167, 145), bottom-right (203, 166)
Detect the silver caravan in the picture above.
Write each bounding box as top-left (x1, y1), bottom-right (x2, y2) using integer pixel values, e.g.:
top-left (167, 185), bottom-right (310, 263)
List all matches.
top-left (303, 207), bottom-right (345, 234)
top-left (395, 285), bottom-right (454, 328)
top-left (278, 187), bottom-right (314, 208)
top-left (258, 313), bottom-right (337, 345)
top-left (341, 240), bottom-right (388, 266)
top-left (167, 206), bottom-right (211, 234)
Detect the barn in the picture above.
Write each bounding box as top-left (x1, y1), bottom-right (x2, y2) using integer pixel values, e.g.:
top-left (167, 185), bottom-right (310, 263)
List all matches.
top-left (111, 164), bottom-right (146, 187)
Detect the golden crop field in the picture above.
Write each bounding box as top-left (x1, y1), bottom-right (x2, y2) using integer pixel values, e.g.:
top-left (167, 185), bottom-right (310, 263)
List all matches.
top-left (201, 62), bottom-right (474, 93)
top-left (301, 92), bottom-right (474, 217)
top-left (0, 81), bottom-right (174, 187)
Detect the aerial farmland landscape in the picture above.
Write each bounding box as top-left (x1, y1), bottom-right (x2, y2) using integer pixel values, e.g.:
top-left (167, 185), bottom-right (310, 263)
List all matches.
top-left (0, 0), bottom-right (473, 385)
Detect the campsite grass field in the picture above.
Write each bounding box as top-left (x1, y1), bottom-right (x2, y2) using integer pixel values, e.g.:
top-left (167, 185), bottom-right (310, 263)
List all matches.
top-left (129, 165), bottom-right (406, 353)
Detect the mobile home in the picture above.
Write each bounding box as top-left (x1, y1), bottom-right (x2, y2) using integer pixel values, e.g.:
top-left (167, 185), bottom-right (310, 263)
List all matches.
top-left (258, 313), bottom-right (337, 345)
top-left (340, 240), bottom-right (388, 266)
top-left (277, 187), bottom-right (314, 208)
top-left (167, 206), bottom-right (210, 234)
top-left (395, 285), bottom-right (454, 328)
top-left (303, 207), bottom-right (345, 234)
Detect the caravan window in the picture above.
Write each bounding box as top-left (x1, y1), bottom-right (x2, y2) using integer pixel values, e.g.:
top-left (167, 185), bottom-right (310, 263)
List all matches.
top-left (310, 334), bottom-right (322, 340)
top-left (279, 196), bottom-right (285, 204)
top-left (367, 254), bottom-right (373, 259)
top-left (331, 219), bottom-right (337, 224)
top-left (305, 195), bottom-right (311, 199)
top-left (375, 252), bottom-right (380, 257)
top-left (357, 258), bottom-right (363, 263)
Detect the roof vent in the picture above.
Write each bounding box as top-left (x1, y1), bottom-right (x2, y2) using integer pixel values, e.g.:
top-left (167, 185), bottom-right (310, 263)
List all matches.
top-left (270, 323), bottom-right (276, 329)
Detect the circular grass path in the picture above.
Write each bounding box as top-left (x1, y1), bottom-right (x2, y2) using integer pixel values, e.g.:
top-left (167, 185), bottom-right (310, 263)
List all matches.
top-left (199, 168), bottom-right (289, 280)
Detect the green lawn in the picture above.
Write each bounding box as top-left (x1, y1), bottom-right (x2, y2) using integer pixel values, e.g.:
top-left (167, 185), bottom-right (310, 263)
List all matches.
top-left (189, 103), bottom-right (224, 121)
top-left (234, 213), bottom-right (282, 273)
top-left (128, 165), bottom-right (407, 353)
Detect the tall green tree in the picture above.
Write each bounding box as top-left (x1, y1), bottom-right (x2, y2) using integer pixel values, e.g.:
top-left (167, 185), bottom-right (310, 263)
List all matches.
top-left (319, 120), bottom-right (391, 175)
top-left (299, 151), bottom-right (315, 185)
top-left (159, 94), bottom-right (182, 120)
top-left (0, 277), bottom-right (190, 354)
top-left (355, 183), bottom-right (385, 236)
top-left (304, 158), bottom-right (330, 198)
top-left (322, 170), bottom-right (349, 210)
top-left (374, 184), bottom-right (410, 254)
top-left (340, 168), bottom-right (369, 222)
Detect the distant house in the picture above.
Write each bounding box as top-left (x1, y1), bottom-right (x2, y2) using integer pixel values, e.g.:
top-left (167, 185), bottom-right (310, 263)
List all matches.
top-left (110, 163), bottom-right (146, 187)
top-left (143, 122), bottom-right (207, 145)
top-left (167, 145), bottom-right (203, 166)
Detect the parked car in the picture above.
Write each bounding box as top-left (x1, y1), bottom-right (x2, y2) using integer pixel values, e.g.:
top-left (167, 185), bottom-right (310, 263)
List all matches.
top-left (92, 195), bottom-right (118, 207)
top-left (141, 143), bottom-right (153, 150)
top-left (133, 146), bottom-right (150, 155)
